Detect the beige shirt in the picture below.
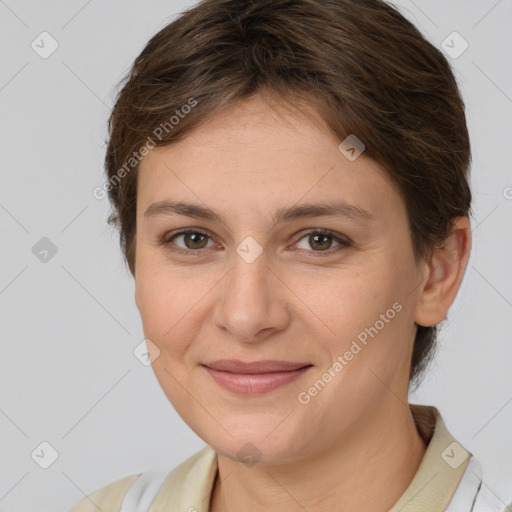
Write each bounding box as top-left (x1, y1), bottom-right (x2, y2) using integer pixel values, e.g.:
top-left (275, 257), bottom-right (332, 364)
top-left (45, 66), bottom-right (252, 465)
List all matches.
top-left (68, 404), bottom-right (509, 511)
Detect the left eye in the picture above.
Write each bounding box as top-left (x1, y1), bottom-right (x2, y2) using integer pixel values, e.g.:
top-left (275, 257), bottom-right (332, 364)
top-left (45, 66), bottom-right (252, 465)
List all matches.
top-left (294, 230), bottom-right (349, 253)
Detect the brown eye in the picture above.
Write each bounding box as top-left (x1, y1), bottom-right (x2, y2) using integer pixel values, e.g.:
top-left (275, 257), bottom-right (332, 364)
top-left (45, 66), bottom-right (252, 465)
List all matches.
top-left (295, 230), bottom-right (350, 254)
top-left (163, 230), bottom-right (215, 253)
top-left (181, 232), bottom-right (209, 249)
top-left (309, 233), bottom-right (334, 251)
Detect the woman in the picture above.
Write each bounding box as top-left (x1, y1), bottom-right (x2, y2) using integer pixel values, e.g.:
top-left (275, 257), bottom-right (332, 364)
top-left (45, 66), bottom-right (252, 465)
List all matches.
top-left (71, 0), bottom-right (510, 510)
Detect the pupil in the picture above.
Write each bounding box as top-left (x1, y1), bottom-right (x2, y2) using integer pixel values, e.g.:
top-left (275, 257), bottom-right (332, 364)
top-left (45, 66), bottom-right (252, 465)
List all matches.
top-left (311, 234), bottom-right (331, 250)
top-left (187, 233), bottom-right (207, 249)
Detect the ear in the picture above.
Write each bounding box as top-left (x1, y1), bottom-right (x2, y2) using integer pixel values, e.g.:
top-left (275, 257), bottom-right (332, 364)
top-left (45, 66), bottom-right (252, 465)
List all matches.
top-left (414, 216), bottom-right (472, 327)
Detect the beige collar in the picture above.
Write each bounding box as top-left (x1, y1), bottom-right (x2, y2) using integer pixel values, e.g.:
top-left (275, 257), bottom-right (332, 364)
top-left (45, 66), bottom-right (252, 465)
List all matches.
top-left (150, 403), bottom-right (470, 511)
top-left (389, 403), bottom-right (470, 511)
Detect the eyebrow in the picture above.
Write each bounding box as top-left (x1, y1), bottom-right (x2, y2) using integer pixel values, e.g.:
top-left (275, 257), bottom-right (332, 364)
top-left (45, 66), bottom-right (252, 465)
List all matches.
top-left (143, 200), bottom-right (373, 226)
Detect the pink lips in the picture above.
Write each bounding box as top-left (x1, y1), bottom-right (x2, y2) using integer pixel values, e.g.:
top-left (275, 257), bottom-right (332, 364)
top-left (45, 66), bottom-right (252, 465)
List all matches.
top-left (202, 359), bottom-right (312, 394)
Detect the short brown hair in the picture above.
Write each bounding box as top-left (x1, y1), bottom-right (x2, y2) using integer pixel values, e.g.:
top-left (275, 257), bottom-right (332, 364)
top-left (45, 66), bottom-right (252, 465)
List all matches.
top-left (103, 0), bottom-right (472, 388)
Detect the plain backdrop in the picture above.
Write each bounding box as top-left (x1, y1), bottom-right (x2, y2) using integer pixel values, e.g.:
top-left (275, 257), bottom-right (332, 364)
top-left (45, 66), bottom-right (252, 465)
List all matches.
top-left (0, 1), bottom-right (511, 510)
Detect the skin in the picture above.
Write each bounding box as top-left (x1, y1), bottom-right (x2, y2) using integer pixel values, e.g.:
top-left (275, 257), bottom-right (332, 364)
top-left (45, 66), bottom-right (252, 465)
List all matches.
top-left (134, 93), bottom-right (471, 511)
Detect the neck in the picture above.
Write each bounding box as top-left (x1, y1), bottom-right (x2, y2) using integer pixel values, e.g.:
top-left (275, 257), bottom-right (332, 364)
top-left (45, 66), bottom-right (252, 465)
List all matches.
top-left (209, 401), bottom-right (428, 512)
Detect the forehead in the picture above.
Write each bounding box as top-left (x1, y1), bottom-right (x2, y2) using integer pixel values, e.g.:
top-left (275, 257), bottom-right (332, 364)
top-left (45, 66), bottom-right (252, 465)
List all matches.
top-left (136, 95), bottom-right (404, 225)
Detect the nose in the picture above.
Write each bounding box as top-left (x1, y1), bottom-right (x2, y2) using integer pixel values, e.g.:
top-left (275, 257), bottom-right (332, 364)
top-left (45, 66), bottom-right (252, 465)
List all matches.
top-left (211, 247), bottom-right (291, 343)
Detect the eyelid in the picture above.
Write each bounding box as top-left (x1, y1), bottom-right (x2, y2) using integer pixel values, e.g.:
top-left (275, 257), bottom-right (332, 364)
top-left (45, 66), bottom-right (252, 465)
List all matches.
top-left (161, 227), bottom-right (218, 254)
top-left (294, 228), bottom-right (353, 249)
top-left (290, 229), bottom-right (352, 254)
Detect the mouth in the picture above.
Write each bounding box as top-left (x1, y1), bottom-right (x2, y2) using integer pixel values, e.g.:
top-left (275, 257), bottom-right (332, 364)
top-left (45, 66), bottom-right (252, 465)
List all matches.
top-left (201, 360), bottom-right (313, 394)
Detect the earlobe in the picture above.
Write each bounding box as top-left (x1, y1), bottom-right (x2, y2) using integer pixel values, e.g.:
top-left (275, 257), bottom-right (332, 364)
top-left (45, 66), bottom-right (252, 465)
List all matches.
top-left (414, 217), bottom-right (472, 327)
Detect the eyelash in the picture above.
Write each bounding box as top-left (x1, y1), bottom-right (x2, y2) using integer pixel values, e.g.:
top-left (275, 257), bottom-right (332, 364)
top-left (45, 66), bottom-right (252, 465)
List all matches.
top-left (160, 228), bottom-right (352, 257)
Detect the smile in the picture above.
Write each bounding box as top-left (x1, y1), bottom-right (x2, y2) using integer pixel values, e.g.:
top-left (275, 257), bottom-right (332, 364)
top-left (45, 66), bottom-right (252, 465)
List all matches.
top-left (201, 361), bottom-right (313, 394)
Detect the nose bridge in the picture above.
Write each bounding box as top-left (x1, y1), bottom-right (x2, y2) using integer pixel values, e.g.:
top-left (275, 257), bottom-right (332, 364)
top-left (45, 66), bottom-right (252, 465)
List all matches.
top-left (213, 246), bottom-right (289, 340)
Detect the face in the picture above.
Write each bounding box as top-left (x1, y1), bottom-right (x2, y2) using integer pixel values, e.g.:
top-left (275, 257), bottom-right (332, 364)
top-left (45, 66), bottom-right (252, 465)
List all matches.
top-left (134, 94), bottom-right (426, 464)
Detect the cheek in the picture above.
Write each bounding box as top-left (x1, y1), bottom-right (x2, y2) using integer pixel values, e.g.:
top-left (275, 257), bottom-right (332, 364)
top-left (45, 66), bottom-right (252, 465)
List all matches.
top-left (135, 259), bottom-right (194, 358)
top-left (293, 263), bottom-right (395, 335)
top-left (305, 260), bottom-right (412, 369)
top-left (135, 265), bottom-right (204, 409)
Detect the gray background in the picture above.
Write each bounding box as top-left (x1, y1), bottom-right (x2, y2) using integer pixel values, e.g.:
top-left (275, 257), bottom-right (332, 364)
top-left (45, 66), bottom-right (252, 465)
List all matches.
top-left (0, 1), bottom-right (511, 510)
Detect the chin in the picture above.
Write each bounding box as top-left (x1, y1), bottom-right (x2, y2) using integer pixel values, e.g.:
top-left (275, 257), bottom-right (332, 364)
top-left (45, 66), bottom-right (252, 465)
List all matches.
top-left (198, 417), bottom-right (311, 467)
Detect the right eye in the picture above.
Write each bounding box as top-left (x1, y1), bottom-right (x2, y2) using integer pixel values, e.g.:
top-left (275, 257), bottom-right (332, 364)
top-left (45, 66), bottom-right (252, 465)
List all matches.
top-left (161, 229), bottom-right (217, 255)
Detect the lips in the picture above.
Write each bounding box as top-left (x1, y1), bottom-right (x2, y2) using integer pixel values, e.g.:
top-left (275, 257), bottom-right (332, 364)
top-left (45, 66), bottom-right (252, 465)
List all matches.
top-left (203, 359), bottom-right (311, 373)
top-left (202, 360), bottom-right (313, 394)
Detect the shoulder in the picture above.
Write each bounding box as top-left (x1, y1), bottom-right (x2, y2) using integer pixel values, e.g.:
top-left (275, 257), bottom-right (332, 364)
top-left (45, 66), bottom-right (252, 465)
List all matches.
top-left (472, 482), bottom-right (512, 512)
top-left (447, 456), bottom-right (512, 512)
top-left (68, 473), bottom-right (141, 512)
top-left (66, 446), bottom-right (217, 512)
